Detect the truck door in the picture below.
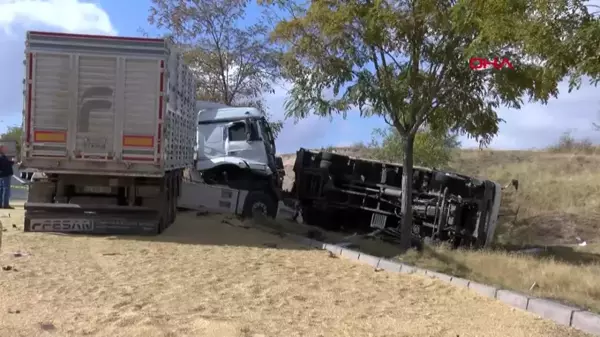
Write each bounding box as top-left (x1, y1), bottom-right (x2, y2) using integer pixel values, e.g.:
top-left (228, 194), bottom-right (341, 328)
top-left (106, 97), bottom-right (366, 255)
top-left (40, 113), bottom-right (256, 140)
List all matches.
top-left (225, 120), bottom-right (268, 165)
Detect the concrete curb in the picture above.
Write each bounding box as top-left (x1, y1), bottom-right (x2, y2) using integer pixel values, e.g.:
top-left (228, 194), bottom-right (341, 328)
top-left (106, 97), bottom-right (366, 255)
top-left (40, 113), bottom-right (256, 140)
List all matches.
top-left (288, 235), bottom-right (600, 336)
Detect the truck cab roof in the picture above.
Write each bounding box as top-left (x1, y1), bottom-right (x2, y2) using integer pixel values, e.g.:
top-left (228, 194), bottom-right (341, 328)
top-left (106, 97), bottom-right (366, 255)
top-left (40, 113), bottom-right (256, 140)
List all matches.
top-left (197, 106), bottom-right (265, 124)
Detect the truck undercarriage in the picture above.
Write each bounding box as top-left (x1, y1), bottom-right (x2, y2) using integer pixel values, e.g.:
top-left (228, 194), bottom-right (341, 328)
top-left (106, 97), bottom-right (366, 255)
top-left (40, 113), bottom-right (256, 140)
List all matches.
top-left (24, 170), bottom-right (182, 235)
top-left (290, 149), bottom-right (500, 248)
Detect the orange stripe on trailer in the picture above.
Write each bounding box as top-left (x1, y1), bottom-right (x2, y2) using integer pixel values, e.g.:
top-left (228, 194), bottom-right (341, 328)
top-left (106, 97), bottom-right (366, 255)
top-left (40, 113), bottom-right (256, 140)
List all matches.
top-left (34, 130), bottom-right (66, 143)
top-left (122, 135), bottom-right (154, 147)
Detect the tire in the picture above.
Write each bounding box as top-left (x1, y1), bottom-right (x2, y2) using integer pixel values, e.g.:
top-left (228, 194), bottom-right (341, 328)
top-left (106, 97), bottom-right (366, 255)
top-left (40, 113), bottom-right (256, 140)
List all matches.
top-left (319, 152), bottom-right (337, 169)
top-left (242, 191), bottom-right (278, 218)
top-left (320, 152), bottom-right (348, 176)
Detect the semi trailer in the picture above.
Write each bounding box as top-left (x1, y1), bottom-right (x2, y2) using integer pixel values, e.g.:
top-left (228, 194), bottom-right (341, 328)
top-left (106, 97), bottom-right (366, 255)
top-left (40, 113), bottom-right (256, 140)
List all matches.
top-left (21, 31), bottom-right (197, 234)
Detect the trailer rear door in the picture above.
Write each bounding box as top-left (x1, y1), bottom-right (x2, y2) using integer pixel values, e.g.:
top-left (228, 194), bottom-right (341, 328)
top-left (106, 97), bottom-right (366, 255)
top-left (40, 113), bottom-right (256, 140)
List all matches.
top-left (24, 31), bottom-right (167, 171)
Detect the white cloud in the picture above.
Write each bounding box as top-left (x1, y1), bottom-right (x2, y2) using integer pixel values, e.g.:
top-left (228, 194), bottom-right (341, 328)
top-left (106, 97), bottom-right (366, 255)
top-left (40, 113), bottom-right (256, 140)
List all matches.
top-left (0, 0), bottom-right (115, 36)
top-left (0, 0), bottom-right (116, 130)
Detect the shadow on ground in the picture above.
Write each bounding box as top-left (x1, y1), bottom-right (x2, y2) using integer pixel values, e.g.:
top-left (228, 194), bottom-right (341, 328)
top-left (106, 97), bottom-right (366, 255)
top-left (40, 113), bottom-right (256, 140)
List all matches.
top-left (105, 210), bottom-right (313, 251)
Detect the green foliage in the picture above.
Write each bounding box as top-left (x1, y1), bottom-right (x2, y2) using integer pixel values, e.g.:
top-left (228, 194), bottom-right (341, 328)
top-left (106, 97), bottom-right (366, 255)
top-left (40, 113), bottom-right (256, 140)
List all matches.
top-left (0, 126), bottom-right (23, 158)
top-left (266, 115), bottom-right (283, 139)
top-left (370, 128), bottom-right (460, 168)
top-left (148, 0), bottom-right (284, 138)
top-left (264, 0), bottom-right (598, 248)
top-left (267, 0), bottom-right (595, 141)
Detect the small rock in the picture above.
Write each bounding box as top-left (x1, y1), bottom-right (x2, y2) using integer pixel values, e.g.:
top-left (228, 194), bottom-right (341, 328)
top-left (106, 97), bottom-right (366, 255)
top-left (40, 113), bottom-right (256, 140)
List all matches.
top-left (328, 252), bottom-right (338, 258)
top-left (2, 265), bottom-right (13, 271)
top-left (12, 224), bottom-right (17, 228)
top-left (39, 322), bottom-right (55, 331)
top-left (8, 309), bottom-right (20, 314)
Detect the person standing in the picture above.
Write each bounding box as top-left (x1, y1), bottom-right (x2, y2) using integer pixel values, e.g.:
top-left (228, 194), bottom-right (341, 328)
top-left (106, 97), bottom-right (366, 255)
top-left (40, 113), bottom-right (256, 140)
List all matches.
top-left (0, 145), bottom-right (14, 209)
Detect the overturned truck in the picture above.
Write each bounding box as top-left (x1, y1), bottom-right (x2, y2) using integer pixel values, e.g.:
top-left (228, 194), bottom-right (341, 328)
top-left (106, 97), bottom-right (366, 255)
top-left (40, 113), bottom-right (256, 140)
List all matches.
top-left (290, 149), bottom-right (502, 248)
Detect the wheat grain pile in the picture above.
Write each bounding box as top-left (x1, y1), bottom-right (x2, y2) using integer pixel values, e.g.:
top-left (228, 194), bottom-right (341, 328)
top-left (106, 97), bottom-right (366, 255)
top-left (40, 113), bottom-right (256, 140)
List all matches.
top-left (0, 207), bottom-right (590, 337)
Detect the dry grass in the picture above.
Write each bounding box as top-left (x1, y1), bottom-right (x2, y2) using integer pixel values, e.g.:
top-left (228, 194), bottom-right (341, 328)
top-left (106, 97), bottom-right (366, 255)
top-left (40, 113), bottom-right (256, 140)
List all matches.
top-left (0, 207), bottom-right (590, 337)
top-left (452, 149), bottom-right (600, 245)
top-left (280, 147), bottom-right (600, 313)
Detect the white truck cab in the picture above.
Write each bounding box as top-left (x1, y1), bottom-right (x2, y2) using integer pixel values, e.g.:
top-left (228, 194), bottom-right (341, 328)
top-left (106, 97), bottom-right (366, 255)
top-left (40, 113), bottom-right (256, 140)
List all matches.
top-left (176, 102), bottom-right (284, 218)
top-left (196, 104), bottom-right (277, 177)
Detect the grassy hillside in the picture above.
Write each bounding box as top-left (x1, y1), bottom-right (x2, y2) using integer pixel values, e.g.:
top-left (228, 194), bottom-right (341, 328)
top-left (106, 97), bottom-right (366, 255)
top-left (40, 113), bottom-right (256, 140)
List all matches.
top-left (452, 149), bottom-right (600, 245)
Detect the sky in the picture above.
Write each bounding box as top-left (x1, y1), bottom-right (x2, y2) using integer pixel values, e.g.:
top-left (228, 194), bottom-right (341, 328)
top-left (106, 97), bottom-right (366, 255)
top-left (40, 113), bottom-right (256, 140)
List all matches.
top-left (0, 0), bottom-right (599, 154)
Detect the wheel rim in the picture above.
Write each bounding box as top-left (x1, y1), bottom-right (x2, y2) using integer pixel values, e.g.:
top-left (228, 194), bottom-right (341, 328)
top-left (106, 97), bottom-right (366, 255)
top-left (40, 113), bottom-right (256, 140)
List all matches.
top-left (251, 202), bottom-right (268, 216)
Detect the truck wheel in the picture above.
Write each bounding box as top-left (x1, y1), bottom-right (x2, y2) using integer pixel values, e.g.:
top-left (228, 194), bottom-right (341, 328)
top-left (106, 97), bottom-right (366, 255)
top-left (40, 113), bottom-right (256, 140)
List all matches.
top-left (242, 191), bottom-right (277, 218)
top-left (320, 152), bottom-right (348, 176)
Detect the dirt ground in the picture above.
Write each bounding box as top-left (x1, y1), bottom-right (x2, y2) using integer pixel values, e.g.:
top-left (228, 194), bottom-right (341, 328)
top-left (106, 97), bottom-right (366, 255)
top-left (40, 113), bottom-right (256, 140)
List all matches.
top-left (0, 206), bottom-right (591, 337)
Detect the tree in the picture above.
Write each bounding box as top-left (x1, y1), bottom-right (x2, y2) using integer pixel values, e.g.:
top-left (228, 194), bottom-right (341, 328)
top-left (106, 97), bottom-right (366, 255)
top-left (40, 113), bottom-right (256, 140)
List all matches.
top-left (148, 0), bottom-right (284, 138)
top-left (265, 0), bottom-right (597, 249)
top-left (0, 125), bottom-right (23, 158)
top-left (370, 128), bottom-right (460, 168)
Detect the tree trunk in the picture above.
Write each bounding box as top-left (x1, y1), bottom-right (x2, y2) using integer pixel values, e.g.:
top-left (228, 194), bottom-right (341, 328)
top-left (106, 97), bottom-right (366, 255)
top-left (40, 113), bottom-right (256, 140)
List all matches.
top-left (400, 133), bottom-right (415, 251)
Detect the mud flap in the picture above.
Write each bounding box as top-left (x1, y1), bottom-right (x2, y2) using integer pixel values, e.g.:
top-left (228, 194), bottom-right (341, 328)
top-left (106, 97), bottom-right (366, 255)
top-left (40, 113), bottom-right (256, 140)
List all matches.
top-left (24, 202), bottom-right (159, 235)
